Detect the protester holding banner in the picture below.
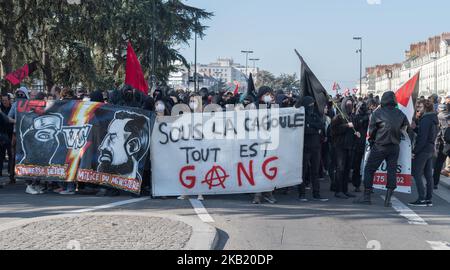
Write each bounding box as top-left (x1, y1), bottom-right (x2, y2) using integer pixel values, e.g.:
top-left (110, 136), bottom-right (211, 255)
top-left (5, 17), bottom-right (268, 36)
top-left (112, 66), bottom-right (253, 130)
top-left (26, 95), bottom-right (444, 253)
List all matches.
top-left (409, 100), bottom-right (439, 207)
top-left (250, 86), bottom-right (278, 204)
top-left (8, 87), bottom-right (30, 186)
top-left (354, 91), bottom-right (409, 207)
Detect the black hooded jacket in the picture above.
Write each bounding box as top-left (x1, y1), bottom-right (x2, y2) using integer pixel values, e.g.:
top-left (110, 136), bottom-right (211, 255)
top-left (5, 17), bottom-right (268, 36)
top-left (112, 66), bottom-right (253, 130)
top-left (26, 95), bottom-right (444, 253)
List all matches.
top-left (413, 112), bottom-right (439, 155)
top-left (330, 97), bottom-right (357, 149)
top-left (368, 91), bottom-right (409, 146)
top-left (301, 96), bottom-right (324, 150)
top-left (354, 101), bottom-right (370, 149)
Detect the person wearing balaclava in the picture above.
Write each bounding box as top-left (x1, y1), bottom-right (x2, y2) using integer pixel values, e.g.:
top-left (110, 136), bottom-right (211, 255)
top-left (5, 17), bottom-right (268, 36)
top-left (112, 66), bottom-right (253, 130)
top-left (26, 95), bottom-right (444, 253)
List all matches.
top-left (109, 85), bottom-right (144, 108)
top-left (199, 87), bottom-right (210, 107)
top-left (354, 91), bottom-right (409, 207)
top-left (296, 96), bottom-right (328, 202)
top-left (351, 101), bottom-right (370, 192)
top-left (330, 96), bottom-right (359, 199)
top-left (252, 86), bottom-right (277, 205)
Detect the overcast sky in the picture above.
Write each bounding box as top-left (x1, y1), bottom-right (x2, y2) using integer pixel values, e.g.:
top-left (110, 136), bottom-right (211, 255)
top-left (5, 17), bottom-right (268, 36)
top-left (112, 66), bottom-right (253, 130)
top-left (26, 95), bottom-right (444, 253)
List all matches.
top-left (179, 0), bottom-right (449, 89)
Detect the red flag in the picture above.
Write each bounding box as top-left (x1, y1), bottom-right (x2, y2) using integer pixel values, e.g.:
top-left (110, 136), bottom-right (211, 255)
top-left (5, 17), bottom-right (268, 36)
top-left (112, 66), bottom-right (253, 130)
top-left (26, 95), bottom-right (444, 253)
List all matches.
top-left (5, 61), bottom-right (38, 85)
top-left (125, 42), bottom-right (149, 95)
top-left (395, 72), bottom-right (420, 124)
top-left (233, 81), bottom-right (240, 96)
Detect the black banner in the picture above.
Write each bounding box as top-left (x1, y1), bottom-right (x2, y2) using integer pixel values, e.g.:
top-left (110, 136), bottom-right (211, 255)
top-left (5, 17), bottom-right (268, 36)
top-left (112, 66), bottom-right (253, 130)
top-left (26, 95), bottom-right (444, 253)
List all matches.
top-left (15, 100), bottom-right (154, 194)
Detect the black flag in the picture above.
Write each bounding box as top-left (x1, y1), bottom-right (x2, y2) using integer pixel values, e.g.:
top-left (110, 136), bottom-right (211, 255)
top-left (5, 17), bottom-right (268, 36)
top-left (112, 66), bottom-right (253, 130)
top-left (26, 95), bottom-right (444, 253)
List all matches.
top-left (295, 49), bottom-right (329, 115)
top-left (247, 73), bottom-right (257, 99)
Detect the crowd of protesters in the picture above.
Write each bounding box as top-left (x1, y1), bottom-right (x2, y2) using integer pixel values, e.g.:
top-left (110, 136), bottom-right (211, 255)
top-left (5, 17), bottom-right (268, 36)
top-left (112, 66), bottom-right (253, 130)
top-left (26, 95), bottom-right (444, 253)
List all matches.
top-left (1, 82), bottom-right (449, 208)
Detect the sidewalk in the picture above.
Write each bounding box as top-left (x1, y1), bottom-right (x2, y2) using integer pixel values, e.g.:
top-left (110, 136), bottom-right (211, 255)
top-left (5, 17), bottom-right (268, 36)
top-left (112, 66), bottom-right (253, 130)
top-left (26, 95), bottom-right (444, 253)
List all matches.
top-left (0, 212), bottom-right (218, 250)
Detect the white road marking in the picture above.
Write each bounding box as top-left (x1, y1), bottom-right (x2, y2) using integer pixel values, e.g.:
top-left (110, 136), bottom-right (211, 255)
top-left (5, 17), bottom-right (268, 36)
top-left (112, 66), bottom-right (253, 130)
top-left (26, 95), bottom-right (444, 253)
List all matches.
top-left (427, 241), bottom-right (450, 250)
top-left (189, 199), bottom-right (215, 223)
top-left (382, 196), bottom-right (428, 225)
top-left (65, 198), bottom-right (150, 213)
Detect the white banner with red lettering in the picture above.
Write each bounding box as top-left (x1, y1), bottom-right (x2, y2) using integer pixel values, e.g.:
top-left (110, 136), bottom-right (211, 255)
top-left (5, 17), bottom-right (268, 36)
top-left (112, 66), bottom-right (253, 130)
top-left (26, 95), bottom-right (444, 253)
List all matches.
top-left (151, 107), bottom-right (305, 196)
top-left (362, 131), bottom-right (412, 194)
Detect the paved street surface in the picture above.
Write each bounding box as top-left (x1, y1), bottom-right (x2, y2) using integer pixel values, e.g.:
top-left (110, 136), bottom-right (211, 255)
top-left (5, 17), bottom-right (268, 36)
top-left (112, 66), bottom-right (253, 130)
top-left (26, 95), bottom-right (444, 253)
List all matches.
top-left (1, 174), bottom-right (450, 250)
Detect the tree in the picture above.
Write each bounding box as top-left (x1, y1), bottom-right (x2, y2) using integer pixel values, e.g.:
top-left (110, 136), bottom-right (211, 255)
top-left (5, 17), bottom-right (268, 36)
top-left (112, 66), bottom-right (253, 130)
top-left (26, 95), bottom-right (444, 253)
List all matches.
top-left (255, 70), bottom-right (300, 93)
top-left (0, 0), bottom-right (212, 92)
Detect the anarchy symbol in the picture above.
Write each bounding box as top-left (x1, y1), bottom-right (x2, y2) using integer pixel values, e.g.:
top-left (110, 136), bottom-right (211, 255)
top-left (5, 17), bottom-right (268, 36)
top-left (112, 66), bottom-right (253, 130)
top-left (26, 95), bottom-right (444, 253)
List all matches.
top-left (202, 165), bottom-right (229, 190)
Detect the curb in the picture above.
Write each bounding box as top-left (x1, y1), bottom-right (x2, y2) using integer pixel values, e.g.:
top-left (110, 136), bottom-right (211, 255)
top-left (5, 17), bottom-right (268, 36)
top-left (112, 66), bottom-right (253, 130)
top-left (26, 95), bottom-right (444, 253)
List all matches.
top-left (0, 212), bottom-right (218, 250)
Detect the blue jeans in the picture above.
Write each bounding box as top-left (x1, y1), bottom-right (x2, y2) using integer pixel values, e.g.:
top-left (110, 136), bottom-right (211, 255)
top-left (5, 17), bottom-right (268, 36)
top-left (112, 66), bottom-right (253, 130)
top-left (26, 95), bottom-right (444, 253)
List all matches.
top-left (412, 152), bottom-right (434, 201)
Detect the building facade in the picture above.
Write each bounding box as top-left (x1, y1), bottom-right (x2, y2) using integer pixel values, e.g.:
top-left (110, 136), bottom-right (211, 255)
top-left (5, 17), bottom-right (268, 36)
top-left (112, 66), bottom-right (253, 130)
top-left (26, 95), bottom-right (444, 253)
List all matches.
top-left (168, 58), bottom-right (259, 92)
top-left (360, 33), bottom-right (450, 97)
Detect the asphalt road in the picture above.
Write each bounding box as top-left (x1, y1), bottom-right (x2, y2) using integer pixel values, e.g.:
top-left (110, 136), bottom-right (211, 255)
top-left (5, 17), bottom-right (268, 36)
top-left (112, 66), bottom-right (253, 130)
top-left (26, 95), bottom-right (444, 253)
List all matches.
top-left (1, 176), bottom-right (450, 250)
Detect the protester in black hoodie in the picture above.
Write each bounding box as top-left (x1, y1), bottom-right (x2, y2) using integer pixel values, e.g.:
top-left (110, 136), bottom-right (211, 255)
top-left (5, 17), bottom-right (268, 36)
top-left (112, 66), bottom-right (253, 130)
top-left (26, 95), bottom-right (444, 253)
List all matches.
top-left (330, 96), bottom-right (359, 199)
top-left (352, 101), bottom-right (370, 192)
top-left (354, 91), bottom-right (409, 207)
top-left (409, 100), bottom-right (439, 207)
top-left (297, 96), bottom-right (328, 202)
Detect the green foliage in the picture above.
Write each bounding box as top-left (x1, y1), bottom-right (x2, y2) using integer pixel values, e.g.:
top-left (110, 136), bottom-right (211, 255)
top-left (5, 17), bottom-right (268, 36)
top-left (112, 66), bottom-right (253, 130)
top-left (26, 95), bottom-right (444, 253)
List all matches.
top-left (0, 0), bottom-right (212, 91)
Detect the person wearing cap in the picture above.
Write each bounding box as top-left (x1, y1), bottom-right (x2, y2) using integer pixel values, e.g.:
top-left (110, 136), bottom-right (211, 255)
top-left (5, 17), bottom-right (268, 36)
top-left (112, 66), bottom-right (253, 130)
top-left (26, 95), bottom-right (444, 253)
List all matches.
top-left (7, 87), bottom-right (30, 185)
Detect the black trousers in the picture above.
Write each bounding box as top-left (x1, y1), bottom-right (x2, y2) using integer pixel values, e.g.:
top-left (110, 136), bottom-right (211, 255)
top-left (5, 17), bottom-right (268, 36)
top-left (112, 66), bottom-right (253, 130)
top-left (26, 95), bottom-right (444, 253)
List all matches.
top-left (335, 147), bottom-right (353, 194)
top-left (299, 148), bottom-right (321, 197)
top-left (363, 144), bottom-right (400, 190)
top-left (352, 148), bottom-right (365, 188)
top-left (433, 149), bottom-right (448, 186)
top-left (412, 151), bottom-right (434, 201)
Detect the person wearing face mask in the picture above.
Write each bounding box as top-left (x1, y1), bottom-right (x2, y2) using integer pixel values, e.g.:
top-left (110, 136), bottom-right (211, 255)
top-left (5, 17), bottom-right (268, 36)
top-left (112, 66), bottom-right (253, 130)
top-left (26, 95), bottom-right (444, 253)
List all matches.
top-left (351, 101), bottom-right (370, 192)
top-left (433, 99), bottom-right (450, 189)
top-left (155, 100), bottom-right (166, 116)
top-left (354, 91), bottom-right (409, 207)
top-left (8, 87), bottom-right (30, 185)
top-left (296, 96), bottom-right (328, 202)
top-left (252, 86), bottom-right (277, 204)
top-left (330, 96), bottom-right (360, 199)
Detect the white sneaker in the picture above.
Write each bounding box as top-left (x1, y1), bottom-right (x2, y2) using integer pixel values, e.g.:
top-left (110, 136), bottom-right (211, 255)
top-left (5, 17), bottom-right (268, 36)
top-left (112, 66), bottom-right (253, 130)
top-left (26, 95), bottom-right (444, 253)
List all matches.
top-left (177, 195), bottom-right (187, 200)
top-left (34, 185), bottom-right (44, 194)
top-left (197, 195), bottom-right (204, 201)
top-left (25, 185), bottom-right (39, 195)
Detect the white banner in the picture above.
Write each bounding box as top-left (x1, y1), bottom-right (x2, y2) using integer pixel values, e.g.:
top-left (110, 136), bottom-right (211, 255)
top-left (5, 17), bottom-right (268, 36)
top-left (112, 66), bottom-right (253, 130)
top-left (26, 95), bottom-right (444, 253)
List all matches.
top-left (151, 107), bottom-right (305, 196)
top-left (362, 131), bottom-right (412, 194)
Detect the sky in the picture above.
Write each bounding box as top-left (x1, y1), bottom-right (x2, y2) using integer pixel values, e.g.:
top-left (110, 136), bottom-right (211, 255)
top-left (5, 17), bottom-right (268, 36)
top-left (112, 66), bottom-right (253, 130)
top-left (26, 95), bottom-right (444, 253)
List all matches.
top-left (179, 0), bottom-right (450, 89)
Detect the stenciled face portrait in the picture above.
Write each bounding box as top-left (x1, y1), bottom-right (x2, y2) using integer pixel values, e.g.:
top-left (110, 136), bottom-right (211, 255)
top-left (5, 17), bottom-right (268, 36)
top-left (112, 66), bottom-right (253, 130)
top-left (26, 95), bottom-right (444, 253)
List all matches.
top-left (97, 111), bottom-right (150, 179)
top-left (20, 114), bottom-right (63, 165)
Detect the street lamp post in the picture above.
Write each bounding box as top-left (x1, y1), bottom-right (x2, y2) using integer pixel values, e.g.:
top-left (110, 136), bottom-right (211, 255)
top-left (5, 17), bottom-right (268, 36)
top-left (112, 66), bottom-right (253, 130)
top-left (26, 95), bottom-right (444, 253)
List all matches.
top-left (241, 50), bottom-right (254, 78)
top-left (249, 58), bottom-right (260, 70)
top-left (353, 37), bottom-right (363, 97)
top-left (194, 32), bottom-right (198, 92)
